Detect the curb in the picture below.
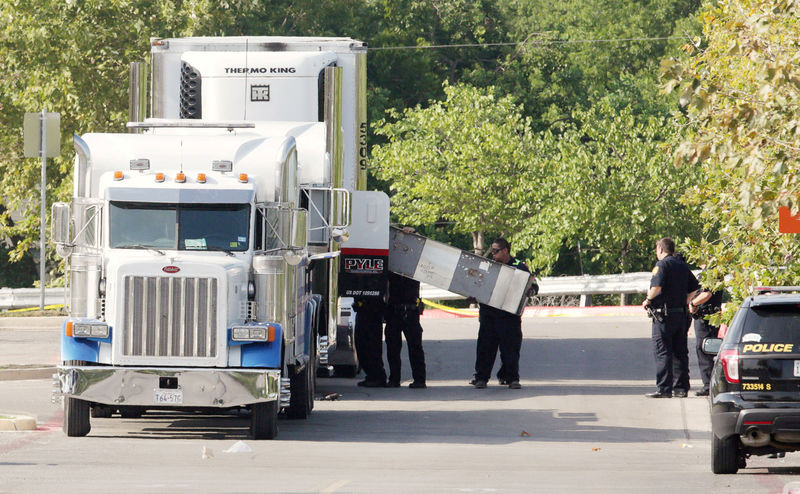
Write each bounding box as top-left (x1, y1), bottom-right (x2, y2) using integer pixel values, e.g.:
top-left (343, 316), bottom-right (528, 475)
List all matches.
top-left (0, 367), bottom-right (56, 382)
top-left (0, 316), bottom-right (65, 330)
top-left (0, 414), bottom-right (37, 431)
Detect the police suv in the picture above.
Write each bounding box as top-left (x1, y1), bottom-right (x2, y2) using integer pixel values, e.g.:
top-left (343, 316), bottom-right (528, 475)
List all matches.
top-left (704, 287), bottom-right (800, 474)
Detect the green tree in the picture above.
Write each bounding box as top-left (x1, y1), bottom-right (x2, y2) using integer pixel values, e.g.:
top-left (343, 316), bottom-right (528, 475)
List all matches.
top-left (0, 0), bottom-right (272, 280)
top-left (486, 0), bottom-right (702, 129)
top-left (367, 0), bottom-right (512, 124)
top-left (371, 83), bottom-right (541, 255)
top-left (518, 89), bottom-right (703, 274)
top-left (663, 0), bottom-right (800, 318)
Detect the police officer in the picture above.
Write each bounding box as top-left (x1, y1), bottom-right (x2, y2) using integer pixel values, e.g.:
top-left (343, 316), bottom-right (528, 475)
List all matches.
top-left (642, 238), bottom-right (701, 398)
top-left (689, 286), bottom-right (723, 396)
top-left (385, 270), bottom-right (427, 389)
top-left (353, 296), bottom-right (388, 387)
top-left (470, 238), bottom-right (537, 389)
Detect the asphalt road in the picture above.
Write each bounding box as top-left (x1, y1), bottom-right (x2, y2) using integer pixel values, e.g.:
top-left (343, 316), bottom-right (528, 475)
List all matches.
top-left (1, 314), bottom-right (799, 493)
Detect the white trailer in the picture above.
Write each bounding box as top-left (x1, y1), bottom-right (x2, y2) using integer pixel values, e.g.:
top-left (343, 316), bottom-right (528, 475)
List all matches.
top-left (52, 37), bottom-right (385, 439)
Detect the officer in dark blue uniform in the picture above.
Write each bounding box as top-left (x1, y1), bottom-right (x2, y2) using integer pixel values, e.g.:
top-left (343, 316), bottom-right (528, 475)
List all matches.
top-left (689, 287), bottom-right (723, 396)
top-left (642, 238), bottom-right (700, 398)
top-left (385, 270), bottom-right (427, 389)
top-left (354, 296), bottom-right (388, 387)
top-left (470, 238), bottom-right (537, 390)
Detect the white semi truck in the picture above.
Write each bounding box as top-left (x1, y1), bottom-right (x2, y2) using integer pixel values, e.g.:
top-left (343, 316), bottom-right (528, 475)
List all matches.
top-left (52, 37), bottom-right (387, 439)
top-left (50, 36), bottom-right (535, 440)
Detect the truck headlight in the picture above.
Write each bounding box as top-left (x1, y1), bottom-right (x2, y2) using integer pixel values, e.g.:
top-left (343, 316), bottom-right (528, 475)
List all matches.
top-left (231, 325), bottom-right (274, 342)
top-left (70, 322), bottom-right (109, 338)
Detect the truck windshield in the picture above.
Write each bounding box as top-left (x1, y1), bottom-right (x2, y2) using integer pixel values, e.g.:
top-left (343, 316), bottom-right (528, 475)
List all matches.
top-left (109, 201), bottom-right (250, 251)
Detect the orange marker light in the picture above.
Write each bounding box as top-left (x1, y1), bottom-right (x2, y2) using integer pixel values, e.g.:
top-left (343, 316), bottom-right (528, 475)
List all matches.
top-left (113, 171), bottom-right (124, 181)
top-left (238, 173), bottom-right (248, 183)
top-left (267, 325), bottom-right (275, 342)
top-left (197, 173), bottom-right (206, 183)
top-left (176, 172), bottom-right (186, 183)
top-left (155, 173), bottom-right (165, 182)
top-left (65, 321), bottom-right (73, 337)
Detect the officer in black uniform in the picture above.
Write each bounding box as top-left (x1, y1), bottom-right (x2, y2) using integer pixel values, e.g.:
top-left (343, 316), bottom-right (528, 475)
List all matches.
top-left (689, 287), bottom-right (723, 396)
top-left (642, 237), bottom-right (701, 398)
top-left (353, 296), bottom-right (388, 387)
top-left (470, 238), bottom-right (537, 390)
top-left (385, 270), bottom-right (427, 389)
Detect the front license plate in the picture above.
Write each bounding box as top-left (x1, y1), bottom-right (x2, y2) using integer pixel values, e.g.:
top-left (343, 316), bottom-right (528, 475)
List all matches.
top-left (154, 389), bottom-right (183, 405)
top-left (794, 361), bottom-right (800, 377)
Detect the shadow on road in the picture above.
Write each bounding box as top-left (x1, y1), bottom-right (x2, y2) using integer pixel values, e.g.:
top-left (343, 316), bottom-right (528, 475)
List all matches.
top-left (317, 381), bottom-right (664, 402)
top-left (373, 336), bottom-right (674, 383)
top-left (76, 331), bottom-right (707, 445)
top-left (85, 407), bottom-right (707, 446)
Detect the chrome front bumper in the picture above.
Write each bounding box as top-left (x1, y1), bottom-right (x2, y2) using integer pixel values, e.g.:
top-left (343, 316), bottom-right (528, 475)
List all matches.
top-left (55, 366), bottom-right (280, 407)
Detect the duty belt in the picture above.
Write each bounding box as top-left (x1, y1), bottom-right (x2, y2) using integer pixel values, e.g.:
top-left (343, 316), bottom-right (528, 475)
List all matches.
top-left (666, 307), bottom-right (687, 314)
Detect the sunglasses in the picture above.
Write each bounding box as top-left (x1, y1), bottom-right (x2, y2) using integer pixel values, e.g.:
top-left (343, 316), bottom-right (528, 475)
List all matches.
top-left (491, 247), bottom-right (505, 254)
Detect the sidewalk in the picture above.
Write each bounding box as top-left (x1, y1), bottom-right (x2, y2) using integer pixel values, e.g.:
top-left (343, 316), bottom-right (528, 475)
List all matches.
top-left (0, 316), bottom-right (64, 381)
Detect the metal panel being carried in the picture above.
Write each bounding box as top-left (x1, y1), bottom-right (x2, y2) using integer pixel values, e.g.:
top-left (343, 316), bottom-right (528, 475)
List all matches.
top-left (388, 227), bottom-right (534, 315)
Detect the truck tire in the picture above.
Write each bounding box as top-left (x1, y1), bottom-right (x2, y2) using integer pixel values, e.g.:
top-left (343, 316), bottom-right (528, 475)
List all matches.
top-left (64, 397), bottom-right (91, 437)
top-left (711, 434), bottom-right (740, 474)
top-left (286, 338), bottom-right (316, 419)
top-left (250, 401), bottom-right (278, 439)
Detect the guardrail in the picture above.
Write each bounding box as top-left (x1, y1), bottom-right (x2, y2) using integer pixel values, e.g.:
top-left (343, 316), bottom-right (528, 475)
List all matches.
top-left (0, 288), bottom-right (66, 311)
top-left (0, 271), bottom-right (682, 310)
top-left (419, 271), bottom-right (692, 307)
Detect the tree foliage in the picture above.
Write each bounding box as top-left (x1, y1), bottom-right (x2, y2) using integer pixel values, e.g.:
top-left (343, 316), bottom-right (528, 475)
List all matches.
top-left (372, 83), bottom-right (540, 255)
top-left (485, 0), bottom-right (702, 128)
top-left (0, 0), bottom-right (707, 285)
top-left (519, 86), bottom-right (703, 274)
top-left (373, 80), bottom-right (703, 273)
top-left (663, 0), bottom-right (800, 317)
top-left (0, 0), bottom-right (271, 274)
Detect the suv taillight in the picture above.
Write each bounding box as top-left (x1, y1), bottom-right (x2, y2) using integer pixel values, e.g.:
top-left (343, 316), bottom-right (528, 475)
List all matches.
top-left (720, 348), bottom-right (740, 383)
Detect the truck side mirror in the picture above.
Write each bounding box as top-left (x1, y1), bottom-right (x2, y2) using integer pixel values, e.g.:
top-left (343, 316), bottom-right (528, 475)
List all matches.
top-left (51, 202), bottom-right (73, 257)
top-left (331, 188), bottom-right (350, 243)
top-left (332, 188), bottom-right (350, 227)
top-left (283, 208), bottom-right (308, 266)
top-left (702, 337), bottom-right (722, 355)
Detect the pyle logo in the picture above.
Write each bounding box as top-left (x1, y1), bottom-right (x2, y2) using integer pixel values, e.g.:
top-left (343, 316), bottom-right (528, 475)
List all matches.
top-left (162, 266), bottom-right (181, 274)
top-left (344, 258), bottom-right (384, 272)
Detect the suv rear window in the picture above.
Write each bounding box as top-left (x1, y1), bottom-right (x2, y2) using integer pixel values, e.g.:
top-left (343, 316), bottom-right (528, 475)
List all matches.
top-left (739, 304), bottom-right (800, 342)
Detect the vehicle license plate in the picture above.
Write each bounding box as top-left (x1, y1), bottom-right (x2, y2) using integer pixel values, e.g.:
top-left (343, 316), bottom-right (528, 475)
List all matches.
top-left (154, 389), bottom-right (183, 404)
top-left (794, 361), bottom-right (800, 378)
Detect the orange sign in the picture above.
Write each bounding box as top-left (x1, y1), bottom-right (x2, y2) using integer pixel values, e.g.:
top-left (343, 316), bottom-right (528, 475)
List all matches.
top-left (779, 206), bottom-right (800, 233)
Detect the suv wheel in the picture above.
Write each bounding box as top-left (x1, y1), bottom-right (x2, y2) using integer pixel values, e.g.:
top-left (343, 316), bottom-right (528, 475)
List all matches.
top-left (712, 434), bottom-right (741, 474)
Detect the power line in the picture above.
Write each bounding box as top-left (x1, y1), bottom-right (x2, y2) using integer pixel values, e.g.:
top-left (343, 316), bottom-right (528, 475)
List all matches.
top-left (368, 35), bottom-right (686, 51)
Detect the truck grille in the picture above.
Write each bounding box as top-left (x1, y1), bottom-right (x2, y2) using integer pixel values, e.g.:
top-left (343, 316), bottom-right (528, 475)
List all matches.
top-left (122, 276), bottom-right (218, 358)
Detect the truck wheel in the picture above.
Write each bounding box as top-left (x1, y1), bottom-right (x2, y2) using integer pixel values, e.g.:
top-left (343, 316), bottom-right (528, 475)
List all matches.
top-left (286, 338), bottom-right (316, 419)
top-left (711, 434), bottom-right (741, 474)
top-left (63, 397), bottom-right (91, 437)
top-left (333, 365), bottom-right (358, 378)
top-left (250, 401), bottom-right (278, 439)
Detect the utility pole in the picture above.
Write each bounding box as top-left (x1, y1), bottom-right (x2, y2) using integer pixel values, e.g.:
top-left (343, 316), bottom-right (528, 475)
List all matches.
top-left (23, 110), bottom-right (61, 310)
